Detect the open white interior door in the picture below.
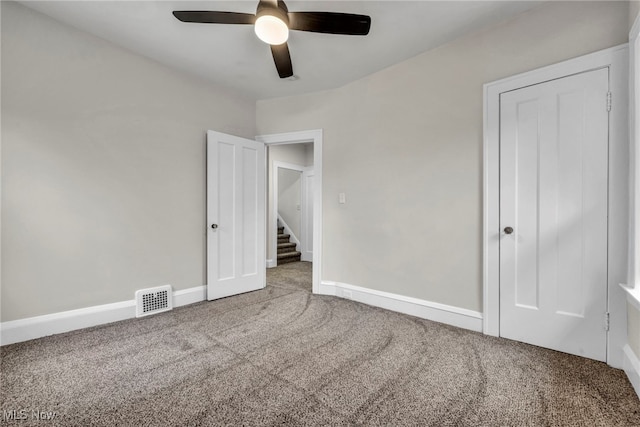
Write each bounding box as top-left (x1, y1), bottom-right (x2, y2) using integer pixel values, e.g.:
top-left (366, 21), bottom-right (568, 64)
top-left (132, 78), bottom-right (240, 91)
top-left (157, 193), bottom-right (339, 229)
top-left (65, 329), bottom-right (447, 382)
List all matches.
top-left (207, 130), bottom-right (266, 300)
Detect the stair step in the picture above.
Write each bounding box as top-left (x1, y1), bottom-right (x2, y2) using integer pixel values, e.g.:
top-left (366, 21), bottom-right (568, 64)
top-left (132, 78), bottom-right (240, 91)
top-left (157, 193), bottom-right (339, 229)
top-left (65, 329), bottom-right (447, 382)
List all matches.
top-left (277, 242), bottom-right (297, 254)
top-left (277, 226), bottom-right (284, 234)
top-left (277, 250), bottom-right (301, 258)
top-left (278, 242), bottom-right (296, 248)
top-left (277, 234), bottom-right (290, 242)
top-left (278, 257), bottom-right (300, 265)
top-left (277, 251), bottom-right (301, 264)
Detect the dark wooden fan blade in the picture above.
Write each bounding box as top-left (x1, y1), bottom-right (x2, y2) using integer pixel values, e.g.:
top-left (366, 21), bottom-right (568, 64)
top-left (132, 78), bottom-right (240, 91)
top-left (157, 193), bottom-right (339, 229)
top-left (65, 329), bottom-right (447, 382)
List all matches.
top-left (288, 12), bottom-right (371, 35)
top-left (270, 43), bottom-right (293, 78)
top-left (173, 11), bottom-right (256, 25)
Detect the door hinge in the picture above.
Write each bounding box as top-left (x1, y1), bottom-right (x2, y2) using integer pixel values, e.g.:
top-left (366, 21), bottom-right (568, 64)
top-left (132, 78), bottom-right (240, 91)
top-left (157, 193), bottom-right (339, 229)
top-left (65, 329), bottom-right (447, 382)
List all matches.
top-left (606, 92), bottom-right (612, 112)
top-left (604, 312), bottom-right (610, 331)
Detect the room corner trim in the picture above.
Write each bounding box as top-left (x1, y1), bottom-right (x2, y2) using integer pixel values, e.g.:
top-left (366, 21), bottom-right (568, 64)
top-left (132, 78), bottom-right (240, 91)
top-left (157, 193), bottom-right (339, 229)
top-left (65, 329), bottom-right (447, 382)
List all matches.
top-left (0, 285), bottom-right (206, 346)
top-left (623, 345), bottom-right (640, 399)
top-left (266, 259), bottom-right (277, 268)
top-left (321, 280), bottom-right (483, 333)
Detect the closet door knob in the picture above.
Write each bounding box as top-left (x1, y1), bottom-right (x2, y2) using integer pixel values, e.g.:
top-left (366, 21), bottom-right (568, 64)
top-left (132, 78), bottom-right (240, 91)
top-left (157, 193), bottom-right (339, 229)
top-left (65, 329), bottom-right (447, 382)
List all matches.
top-left (504, 226), bottom-right (514, 235)
top-left (211, 224), bottom-right (218, 229)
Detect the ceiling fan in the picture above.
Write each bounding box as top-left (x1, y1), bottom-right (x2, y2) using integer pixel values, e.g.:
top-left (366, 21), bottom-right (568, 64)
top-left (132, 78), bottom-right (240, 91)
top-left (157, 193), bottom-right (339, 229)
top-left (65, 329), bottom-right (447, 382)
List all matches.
top-left (173, 0), bottom-right (371, 79)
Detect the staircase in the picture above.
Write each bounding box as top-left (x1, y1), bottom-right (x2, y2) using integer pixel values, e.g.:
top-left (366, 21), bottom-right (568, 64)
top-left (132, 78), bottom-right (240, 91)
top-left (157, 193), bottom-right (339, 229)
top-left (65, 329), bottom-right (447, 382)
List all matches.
top-left (277, 225), bottom-right (301, 264)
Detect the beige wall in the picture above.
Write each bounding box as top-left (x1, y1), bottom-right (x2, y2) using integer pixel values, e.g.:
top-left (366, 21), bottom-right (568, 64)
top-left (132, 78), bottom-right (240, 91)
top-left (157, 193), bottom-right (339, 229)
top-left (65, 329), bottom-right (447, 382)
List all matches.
top-left (1, 2), bottom-right (256, 321)
top-left (278, 169), bottom-right (302, 240)
top-left (304, 143), bottom-right (314, 169)
top-left (267, 143), bottom-right (311, 261)
top-left (256, 1), bottom-right (629, 312)
top-left (631, 1), bottom-right (640, 30)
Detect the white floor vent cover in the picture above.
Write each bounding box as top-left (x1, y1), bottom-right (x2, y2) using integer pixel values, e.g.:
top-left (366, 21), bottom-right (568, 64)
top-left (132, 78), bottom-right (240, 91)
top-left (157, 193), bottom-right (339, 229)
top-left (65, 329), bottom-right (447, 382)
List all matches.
top-left (135, 285), bottom-right (173, 318)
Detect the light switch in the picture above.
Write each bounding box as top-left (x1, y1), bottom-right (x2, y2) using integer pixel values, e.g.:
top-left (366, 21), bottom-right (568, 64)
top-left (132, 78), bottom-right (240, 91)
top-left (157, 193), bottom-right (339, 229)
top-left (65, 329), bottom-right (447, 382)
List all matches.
top-left (339, 193), bottom-right (346, 204)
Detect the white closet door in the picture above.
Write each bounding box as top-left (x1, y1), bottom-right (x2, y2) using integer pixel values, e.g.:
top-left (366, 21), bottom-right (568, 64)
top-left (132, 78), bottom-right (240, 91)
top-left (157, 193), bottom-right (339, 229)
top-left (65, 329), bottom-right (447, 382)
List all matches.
top-left (499, 68), bottom-right (609, 361)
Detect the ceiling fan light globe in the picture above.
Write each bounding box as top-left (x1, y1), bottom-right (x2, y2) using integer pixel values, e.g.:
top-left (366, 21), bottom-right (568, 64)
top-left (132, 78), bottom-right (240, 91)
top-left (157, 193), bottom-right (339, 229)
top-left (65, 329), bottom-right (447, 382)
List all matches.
top-left (254, 15), bottom-right (289, 45)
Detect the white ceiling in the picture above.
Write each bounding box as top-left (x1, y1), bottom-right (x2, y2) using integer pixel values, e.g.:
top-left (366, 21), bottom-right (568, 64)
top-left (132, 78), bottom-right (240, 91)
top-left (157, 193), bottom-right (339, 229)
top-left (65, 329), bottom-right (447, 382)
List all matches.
top-left (23, 1), bottom-right (543, 100)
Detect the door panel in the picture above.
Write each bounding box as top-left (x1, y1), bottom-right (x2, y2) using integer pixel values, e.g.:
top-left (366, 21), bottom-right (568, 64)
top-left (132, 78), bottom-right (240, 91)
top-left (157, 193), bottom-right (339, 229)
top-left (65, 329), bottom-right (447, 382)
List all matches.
top-left (217, 141), bottom-right (236, 281)
top-left (241, 146), bottom-right (258, 276)
top-left (499, 68), bottom-right (609, 361)
top-left (207, 131), bottom-right (265, 300)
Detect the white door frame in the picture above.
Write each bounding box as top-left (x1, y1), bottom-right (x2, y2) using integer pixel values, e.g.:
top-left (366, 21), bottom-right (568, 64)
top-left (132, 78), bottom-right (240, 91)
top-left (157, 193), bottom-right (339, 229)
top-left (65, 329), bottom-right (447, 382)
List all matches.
top-left (628, 15), bottom-right (640, 290)
top-left (272, 160), bottom-right (306, 255)
top-left (483, 44), bottom-right (629, 368)
top-left (301, 168), bottom-right (314, 262)
top-left (256, 129), bottom-right (323, 294)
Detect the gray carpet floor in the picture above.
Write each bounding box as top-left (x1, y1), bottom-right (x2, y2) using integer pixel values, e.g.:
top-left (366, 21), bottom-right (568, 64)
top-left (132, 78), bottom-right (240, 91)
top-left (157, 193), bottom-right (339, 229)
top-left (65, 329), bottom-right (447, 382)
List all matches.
top-left (2, 261), bottom-right (640, 426)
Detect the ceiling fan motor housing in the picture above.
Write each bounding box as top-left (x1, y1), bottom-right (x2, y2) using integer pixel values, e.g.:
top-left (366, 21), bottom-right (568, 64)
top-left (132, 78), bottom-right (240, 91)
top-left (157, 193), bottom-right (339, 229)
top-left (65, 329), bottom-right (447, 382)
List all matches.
top-left (256, 1), bottom-right (289, 27)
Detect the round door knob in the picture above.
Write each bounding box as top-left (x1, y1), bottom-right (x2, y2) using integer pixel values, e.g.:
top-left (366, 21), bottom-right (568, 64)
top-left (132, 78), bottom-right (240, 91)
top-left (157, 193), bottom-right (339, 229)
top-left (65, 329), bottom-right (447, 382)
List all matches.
top-left (504, 226), bottom-right (514, 234)
top-left (211, 224), bottom-right (218, 229)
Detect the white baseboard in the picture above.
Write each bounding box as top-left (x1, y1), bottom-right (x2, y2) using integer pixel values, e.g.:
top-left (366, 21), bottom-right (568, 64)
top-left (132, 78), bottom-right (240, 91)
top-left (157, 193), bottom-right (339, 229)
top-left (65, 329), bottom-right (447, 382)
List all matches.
top-left (173, 286), bottom-right (207, 307)
top-left (623, 344), bottom-right (640, 399)
top-left (266, 259), bottom-right (276, 268)
top-left (1, 281), bottom-right (483, 345)
top-left (320, 281), bottom-right (483, 332)
top-left (318, 281), bottom-right (338, 296)
top-left (0, 285), bottom-right (206, 346)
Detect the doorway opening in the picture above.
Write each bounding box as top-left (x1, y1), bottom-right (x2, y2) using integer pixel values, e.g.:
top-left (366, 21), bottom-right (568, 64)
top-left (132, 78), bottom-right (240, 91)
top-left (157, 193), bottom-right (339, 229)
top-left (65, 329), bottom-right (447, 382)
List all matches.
top-left (256, 130), bottom-right (323, 294)
top-left (273, 160), bottom-right (314, 265)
